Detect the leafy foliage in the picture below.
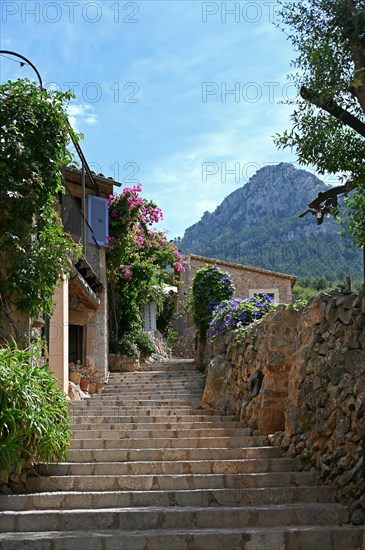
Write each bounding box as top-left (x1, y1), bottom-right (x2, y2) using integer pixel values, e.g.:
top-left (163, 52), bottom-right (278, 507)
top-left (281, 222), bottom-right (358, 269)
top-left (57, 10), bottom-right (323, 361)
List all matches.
top-left (133, 331), bottom-right (156, 356)
top-left (109, 335), bottom-right (139, 357)
top-left (109, 331), bottom-right (156, 358)
top-left (342, 187), bottom-right (365, 248)
top-left (156, 291), bottom-right (177, 336)
top-left (274, 0), bottom-right (365, 247)
top-left (107, 183), bottom-right (184, 342)
top-left (293, 274), bottom-right (364, 299)
top-left (209, 294), bottom-right (276, 340)
top-left (0, 79), bottom-right (80, 321)
top-left (191, 265), bottom-right (235, 337)
top-left (0, 342), bottom-right (71, 479)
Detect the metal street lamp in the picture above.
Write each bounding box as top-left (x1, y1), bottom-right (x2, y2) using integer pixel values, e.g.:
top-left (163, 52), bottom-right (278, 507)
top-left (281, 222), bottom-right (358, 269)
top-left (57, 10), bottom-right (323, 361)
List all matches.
top-left (0, 50), bottom-right (43, 88)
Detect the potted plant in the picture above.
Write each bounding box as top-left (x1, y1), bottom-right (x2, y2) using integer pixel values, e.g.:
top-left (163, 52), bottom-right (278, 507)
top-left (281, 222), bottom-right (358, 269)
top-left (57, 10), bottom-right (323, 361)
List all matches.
top-left (79, 364), bottom-right (101, 394)
top-left (69, 361), bottom-right (82, 385)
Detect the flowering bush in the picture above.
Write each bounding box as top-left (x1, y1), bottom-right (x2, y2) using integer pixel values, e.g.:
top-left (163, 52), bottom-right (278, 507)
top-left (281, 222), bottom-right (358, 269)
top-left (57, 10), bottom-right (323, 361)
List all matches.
top-left (209, 294), bottom-right (277, 340)
top-left (191, 265), bottom-right (235, 337)
top-left (107, 183), bottom-right (184, 341)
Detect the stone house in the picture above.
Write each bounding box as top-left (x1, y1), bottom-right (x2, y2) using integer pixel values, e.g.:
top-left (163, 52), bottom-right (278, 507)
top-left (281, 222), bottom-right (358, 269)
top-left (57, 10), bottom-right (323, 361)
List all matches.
top-left (175, 253), bottom-right (296, 336)
top-left (46, 166), bottom-right (120, 392)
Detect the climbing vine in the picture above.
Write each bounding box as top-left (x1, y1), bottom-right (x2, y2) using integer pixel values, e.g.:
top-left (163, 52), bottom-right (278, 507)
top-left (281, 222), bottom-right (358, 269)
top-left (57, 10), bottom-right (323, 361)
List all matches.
top-left (0, 78), bottom-right (80, 340)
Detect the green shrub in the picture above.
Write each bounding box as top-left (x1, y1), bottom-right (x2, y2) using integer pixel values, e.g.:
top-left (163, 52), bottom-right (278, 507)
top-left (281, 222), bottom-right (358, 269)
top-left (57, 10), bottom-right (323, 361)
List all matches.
top-left (191, 265), bottom-right (235, 337)
top-left (109, 335), bottom-right (139, 357)
top-left (133, 331), bottom-right (156, 356)
top-left (166, 327), bottom-right (178, 349)
top-left (110, 331), bottom-right (157, 358)
top-left (0, 342), bottom-right (71, 481)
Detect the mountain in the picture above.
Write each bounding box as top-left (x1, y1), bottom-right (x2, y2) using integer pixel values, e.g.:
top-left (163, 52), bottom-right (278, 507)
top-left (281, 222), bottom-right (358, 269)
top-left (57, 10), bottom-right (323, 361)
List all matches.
top-left (177, 163), bottom-right (362, 280)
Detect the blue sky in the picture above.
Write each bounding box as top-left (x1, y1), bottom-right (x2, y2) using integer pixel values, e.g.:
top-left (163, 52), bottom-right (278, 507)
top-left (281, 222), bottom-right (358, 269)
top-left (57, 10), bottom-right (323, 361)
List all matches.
top-left (0, 0), bottom-right (336, 238)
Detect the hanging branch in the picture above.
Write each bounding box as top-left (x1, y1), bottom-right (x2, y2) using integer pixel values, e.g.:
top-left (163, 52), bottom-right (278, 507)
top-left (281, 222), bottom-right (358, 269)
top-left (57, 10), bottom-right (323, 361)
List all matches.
top-left (300, 86), bottom-right (365, 139)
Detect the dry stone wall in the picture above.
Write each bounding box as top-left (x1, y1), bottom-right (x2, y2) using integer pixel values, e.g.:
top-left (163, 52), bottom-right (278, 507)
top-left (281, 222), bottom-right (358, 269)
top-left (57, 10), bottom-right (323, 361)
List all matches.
top-left (200, 291), bottom-right (365, 521)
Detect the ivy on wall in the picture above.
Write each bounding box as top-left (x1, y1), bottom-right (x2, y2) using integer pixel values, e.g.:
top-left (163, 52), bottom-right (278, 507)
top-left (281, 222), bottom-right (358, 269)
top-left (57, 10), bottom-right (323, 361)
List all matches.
top-left (0, 79), bottom-right (80, 340)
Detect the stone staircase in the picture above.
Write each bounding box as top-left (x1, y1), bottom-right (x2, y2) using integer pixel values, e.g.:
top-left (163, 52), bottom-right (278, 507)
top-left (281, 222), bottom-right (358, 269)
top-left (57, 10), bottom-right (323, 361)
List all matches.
top-left (0, 360), bottom-right (363, 549)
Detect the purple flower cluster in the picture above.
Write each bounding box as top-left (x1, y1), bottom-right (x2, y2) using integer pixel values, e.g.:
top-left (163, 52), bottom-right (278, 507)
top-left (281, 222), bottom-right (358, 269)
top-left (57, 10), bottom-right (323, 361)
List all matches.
top-left (209, 294), bottom-right (276, 339)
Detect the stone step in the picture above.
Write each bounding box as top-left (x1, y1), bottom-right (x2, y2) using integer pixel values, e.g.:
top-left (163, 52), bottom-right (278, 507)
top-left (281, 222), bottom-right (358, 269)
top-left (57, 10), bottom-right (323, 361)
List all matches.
top-left (108, 371), bottom-right (199, 379)
top-left (70, 401), bottom-right (202, 409)
top-left (0, 486), bottom-right (337, 512)
top-left (69, 435), bottom-right (268, 449)
top-left (103, 380), bottom-right (204, 385)
top-left (69, 427), bottom-right (255, 444)
top-left (71, 403), bottom-right (201, 410)
top-left (1, 525), bottom-right (362, 550)
top-left (71, 417), bottom-right (244, 426)
top-left (2, 526), bottom-right (361, 550)
top-left (71, 420), bottom-right (251, 432)
top-left (68, 436), bottom-right (269, 449)
top-left (26, 471), bottom-right (320, 492)
top-left (66, 446), bottom-right (283, 460)
top-left (75, 390), bottom-right (204, 397)
top-left (102, 386), bottom-right (202, 393)
top-left (70, 413), bottom-right (240, 423)
top-left (70, 403), bottom-right (202, 411)
top-left (98, 392), bottom-right (203, 398)
top-left (37, 458), bottom-right (298, 476)
top-left (99, 382), bottom-right (204, 388)
top-left (102, 378), bottom-right (203, 383)
top-left (0, 504), bottom-right (350, 534)
top-left (102, 379), bottom-right (204, 384)
top-left (104, 381), bottom-right (203, 385)
top-left (133, 364), bottom-right (198, 372)
top-left (96, 393), bottom-right (203, 399)
top-left (6, 357), bottom-right (358, 548)
top-left (109, 367), bottom-right (199, 374)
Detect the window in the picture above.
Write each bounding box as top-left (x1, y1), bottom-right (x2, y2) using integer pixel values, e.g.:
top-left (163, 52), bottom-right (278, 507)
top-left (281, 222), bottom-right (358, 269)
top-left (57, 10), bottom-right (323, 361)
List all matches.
top-left (62, 194), bottom-right (82, 238)
top-left (88, 195), bottom-right (108, 246)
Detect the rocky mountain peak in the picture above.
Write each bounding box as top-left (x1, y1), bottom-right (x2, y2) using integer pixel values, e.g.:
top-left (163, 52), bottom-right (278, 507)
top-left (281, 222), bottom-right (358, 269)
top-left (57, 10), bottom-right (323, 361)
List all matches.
top-left (177, 164), bottom-right (360, 279)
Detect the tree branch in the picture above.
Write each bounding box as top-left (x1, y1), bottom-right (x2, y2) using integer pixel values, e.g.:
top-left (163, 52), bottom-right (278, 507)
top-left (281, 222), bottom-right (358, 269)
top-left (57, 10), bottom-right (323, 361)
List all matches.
top-left (299, 183), bottom-right (354, 224)
top-left (307, 184), bottom-right (351, 210)
top-left (300, 85), bottom-right (365, 138)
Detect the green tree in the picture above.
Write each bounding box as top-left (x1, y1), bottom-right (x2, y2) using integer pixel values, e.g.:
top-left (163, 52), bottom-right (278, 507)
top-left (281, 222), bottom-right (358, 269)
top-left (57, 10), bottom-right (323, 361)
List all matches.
top-left (0, 79), bottom-right (80, 343)
top-left (274, 0), bottom-right (365, 248)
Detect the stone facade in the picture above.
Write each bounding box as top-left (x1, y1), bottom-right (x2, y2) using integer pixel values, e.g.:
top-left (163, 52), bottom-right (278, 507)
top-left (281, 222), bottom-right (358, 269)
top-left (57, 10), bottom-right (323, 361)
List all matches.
top-left (48, 168), bottom-right (121, 390)
top-left (200, 291), bottom-right (365, 521)
top-left (175, 254), bottom-right (296, 337)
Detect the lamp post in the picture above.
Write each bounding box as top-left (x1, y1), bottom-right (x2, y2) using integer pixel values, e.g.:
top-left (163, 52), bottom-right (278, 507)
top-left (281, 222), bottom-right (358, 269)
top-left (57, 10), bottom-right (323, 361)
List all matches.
top-left (0, 50), bottom-right (43, 88)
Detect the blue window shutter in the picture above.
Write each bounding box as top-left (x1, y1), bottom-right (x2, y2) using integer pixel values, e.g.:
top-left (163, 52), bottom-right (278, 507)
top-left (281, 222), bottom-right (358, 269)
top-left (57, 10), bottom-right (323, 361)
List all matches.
top-left (88, 196), bottom-right (109, 246)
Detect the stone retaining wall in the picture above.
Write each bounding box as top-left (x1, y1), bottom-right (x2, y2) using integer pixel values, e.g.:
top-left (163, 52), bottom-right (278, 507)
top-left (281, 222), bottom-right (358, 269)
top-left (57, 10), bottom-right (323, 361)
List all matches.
top-left (171, 327), bottom-right (196, 359)
top-left (201, 291), bottom-right (365, 521)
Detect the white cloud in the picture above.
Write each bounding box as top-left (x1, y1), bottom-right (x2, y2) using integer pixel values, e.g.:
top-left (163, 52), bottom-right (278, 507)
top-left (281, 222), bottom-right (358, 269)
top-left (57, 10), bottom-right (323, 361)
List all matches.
top-left (67, 104), bottom-right (98, 131)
